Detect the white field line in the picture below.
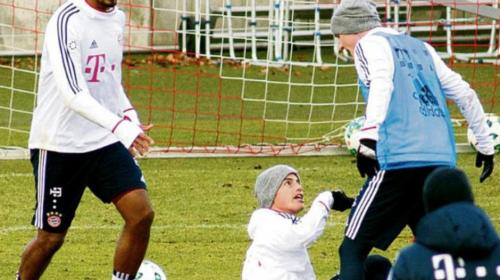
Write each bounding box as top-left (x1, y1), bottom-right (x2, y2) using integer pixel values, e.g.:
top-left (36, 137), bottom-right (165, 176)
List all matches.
top-left (1, 221), bottom-right (346, 235)
top-left (0, 173), bottom-right (31, 177)
top-left (2, 218), bottom-right (499, 235)
top-left (2, 219), bottom-right (499, 235)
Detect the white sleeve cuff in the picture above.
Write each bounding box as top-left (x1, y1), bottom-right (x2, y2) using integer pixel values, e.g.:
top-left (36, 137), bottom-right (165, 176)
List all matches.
top-left (313, 191), bottom-right (334, 212)
top-left (112, 119), bottom-right (143, 149)
top-left (67, 91), bottom-right (143, 149)
top-left (358, 127), bottom-right (379, 141)
top-left (123, 108), bottom-right (140, 126)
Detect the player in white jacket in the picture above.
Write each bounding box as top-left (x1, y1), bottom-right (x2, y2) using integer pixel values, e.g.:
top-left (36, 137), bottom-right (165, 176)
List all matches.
top-left (242, 165), bottom-right (354, 280)
top-left (17, 0), bottom-right (154, 279)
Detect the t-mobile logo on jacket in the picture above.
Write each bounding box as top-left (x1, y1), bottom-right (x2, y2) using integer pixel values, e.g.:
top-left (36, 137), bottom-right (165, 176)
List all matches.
top-left (85, 54), bottom-right (116, 82)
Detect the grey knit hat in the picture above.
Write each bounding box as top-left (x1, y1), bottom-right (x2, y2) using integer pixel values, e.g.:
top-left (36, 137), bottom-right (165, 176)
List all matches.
top-left (255, 164), bottom-right (300, 208)
top-left (330, 0), bottom-right (381, 36)
top-left (423, 167), bottom-right (474, 212)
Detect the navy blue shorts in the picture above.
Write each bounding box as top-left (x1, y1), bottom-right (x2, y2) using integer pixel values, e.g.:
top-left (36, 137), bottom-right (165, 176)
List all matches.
top-left (30, 142), bottom-right (146, 233)
top-left (344, 166), bottom-right (442, 250)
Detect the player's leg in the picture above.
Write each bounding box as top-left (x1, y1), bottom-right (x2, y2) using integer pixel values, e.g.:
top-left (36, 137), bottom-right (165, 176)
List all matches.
top-left (88, 142), bottom-right (154, 279)
top-left (18, 229), bottom-right (67, 280)
top-left (338, 171), bottom-right (383, 280)
top-left (338, 237), bottom-right (372, 279)
top-left (18, 149), bottom-right (88, 279)
top-left (338, 169), bottom-right (418, 280)
top-left (113, 189), bottom-right (154, 277)
top-left (407, 167), bottom-right (439, 234)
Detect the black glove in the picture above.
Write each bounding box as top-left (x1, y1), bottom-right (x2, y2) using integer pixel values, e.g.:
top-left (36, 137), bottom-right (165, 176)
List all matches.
top-left (476, 152), bottom-right (494, 183)
top-left (331, 190), bottom-right (355, 212)
top-left (357, 139), bottom-right (380, 178)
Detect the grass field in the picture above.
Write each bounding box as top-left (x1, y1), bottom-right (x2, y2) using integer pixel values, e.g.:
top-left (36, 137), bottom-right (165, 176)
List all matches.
top-left (0, 153), bottom-right (498, 279)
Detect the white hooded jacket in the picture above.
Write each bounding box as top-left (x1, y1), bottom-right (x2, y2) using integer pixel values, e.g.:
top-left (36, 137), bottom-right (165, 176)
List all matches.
top-left (242, 192), bottom-right (333, 280)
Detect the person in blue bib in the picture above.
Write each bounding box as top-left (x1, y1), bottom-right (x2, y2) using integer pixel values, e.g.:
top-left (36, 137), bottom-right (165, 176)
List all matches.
top-left (329, 0), bottom-right (495, 278)
top-left (389, 167), bottom-right (500, 279)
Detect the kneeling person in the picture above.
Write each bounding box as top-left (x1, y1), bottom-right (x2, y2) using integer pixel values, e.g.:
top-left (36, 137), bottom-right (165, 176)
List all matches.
top-left (242, 164), bottom-right (354, 280)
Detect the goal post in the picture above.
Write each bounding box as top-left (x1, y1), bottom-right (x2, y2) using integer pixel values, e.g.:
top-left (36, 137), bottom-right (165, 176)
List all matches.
top-left (0, 0), bottom-right (498, 159)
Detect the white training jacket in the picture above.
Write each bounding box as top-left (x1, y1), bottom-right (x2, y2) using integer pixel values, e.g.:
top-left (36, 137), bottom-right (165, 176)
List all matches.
top-left (29, 0), bottom-right (142, 153)
top-left (242, 192), bottom-right (333, 280)
top-left (355, 27), bottom-right (494, 156)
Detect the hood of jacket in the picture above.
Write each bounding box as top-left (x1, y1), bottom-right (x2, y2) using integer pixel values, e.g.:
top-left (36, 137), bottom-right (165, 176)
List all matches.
top-left (415, 202), bottom-right (499, 258)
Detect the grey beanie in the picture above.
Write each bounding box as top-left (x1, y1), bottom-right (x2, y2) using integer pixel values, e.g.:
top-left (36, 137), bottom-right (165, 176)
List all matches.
top-left (330, 0), bottom-right (381, 36)
top-left (255, 164), bottom-right (300, 208)
top-left (423, 167), bottom-right (474, 212)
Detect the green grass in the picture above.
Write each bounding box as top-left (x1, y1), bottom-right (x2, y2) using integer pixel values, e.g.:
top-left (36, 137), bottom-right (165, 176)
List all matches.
top-left (0, 153), bottom-right (499, 279)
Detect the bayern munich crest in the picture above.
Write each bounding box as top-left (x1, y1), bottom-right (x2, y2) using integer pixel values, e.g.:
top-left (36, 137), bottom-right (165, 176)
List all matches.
top-left (46, 212), bottom-right (62, 228)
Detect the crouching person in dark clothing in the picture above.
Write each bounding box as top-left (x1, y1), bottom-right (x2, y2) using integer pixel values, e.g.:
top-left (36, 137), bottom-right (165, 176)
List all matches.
top-left (389, 167), bottom-right (500, 279)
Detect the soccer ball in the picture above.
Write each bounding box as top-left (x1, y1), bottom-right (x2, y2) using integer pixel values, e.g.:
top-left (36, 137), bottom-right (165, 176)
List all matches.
top-left (467, 113), bottom-right (500, 153)
top-left (344, 116), bottom-right (365, 156)
top-left (136, 260), bottom-right (167, 280)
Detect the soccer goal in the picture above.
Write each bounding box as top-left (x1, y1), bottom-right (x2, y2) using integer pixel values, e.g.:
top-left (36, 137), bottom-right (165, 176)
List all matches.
top-left (0, 0), bottom-right (498, 159)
